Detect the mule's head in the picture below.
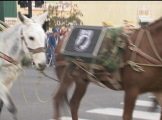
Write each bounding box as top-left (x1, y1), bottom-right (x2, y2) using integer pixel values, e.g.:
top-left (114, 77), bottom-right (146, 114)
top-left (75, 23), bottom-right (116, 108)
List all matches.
top-left (18, 12), bottom-right (48, 71)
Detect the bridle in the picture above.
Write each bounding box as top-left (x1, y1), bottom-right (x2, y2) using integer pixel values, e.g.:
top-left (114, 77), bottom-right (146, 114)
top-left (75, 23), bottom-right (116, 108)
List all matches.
top-left (20, 29), bottom-right (45, 54)
top-left (0, 28), bottom-right (45, 65)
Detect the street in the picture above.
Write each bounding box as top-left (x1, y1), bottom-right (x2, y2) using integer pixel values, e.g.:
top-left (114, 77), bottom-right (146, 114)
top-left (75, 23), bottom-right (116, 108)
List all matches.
top-left (1, 66), bottom-right (160, 120)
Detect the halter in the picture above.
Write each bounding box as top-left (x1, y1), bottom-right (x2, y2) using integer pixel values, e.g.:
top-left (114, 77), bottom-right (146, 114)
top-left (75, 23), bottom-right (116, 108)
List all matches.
top-left (0, 28), bottom-right (45, 65)
top-left (20, 29), bottom-right (45, 54)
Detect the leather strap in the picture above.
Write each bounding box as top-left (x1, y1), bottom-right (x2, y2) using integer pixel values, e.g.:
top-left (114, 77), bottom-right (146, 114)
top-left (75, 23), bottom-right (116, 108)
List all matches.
top-left (56, 60), bottom-right (69, 67)
top-left (28, 47), bottom-right (45, 54)
top-left (0, 52), bottom-right (17, 65)
top-left (128, 38), bottom-right (162, 65)
top-left (72, 60), bottom-right (105, 70)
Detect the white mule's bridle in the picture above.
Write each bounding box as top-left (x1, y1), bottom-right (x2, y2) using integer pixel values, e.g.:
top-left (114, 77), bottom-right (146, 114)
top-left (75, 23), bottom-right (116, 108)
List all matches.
top-left (0, 29), bottom-right (45, 65)
top-left (20, 29), bottom-right (45, 54)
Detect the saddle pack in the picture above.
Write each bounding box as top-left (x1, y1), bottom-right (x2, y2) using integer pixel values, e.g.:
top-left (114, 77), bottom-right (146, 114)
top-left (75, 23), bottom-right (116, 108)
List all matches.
top-left (62, 26), bottom-right (129, 90)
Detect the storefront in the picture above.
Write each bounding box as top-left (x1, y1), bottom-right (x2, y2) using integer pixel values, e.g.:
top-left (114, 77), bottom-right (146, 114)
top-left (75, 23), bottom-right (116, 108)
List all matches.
top-left (0, 1), bottom-right (17, 26)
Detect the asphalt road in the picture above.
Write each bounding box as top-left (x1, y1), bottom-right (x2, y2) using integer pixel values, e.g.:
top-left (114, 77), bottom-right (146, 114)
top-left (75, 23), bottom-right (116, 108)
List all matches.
top-left (1, 66), bottom-right (160, 120)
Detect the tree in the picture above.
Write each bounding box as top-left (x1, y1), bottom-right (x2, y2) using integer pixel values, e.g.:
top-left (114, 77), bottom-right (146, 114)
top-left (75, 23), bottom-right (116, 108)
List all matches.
top-left (44, 2), bottom-right (83, 29)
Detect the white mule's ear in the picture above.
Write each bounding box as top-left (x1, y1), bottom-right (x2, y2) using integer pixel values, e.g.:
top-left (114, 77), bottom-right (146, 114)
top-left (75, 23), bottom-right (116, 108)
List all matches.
top-left (18, 12), bottom-right (32, 25)
top-left (36, 11), bottom-right (48, 25)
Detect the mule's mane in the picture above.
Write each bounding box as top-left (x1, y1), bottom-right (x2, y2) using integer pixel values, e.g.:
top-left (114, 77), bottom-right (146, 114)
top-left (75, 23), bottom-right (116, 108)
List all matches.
top-left (147, 16), bottom-right (162, 30)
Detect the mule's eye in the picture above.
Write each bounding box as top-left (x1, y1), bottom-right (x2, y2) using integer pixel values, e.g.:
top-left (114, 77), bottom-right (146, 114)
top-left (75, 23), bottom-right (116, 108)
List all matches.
top-left (29, 36), bottom-right (34, 41)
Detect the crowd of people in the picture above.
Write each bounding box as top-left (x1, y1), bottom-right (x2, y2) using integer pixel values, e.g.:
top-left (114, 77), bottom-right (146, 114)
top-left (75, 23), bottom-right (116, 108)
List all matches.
top-left (45, 26), bottom-right (68, 67)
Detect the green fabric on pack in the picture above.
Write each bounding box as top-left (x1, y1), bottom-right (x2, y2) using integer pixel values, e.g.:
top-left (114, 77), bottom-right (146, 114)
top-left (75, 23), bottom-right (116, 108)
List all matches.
top-left (65, 26), bottom-right (127, 73)
top-left (96, 26), bottom-right (126, 73)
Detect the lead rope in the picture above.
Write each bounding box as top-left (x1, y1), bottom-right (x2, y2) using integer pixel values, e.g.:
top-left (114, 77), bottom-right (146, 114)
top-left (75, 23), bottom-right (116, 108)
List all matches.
top-left (35, 72), bottom-right (54, 103)
top-left (3, 63), bottom-right (31, 108)
top-left (35, 71), bottom-right (60, 103)
top-left (18, 67), bottom-right (30, 108)
top-left (72, 61), bottom-right (107, 88)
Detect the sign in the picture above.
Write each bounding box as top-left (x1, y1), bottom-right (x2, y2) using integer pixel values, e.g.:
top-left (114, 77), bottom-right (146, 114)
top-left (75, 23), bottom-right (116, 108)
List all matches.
top-left (137, 5), bottom-right (153, 23)
top-left (61, 25), bottom-right (107, 58)
top-left (54, 17), bottom-right (81, 28)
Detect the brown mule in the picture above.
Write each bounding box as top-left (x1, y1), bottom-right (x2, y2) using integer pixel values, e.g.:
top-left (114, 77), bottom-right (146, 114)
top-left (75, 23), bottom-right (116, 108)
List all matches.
top-left (54, 17), bottom-right (162, 120)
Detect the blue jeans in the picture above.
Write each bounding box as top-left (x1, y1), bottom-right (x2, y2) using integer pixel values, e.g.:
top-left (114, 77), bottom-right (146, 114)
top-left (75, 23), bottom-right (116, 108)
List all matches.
top-left (49, 48), bottom-right (55, 66)
top-left (46, 48), bottom-right (55, 66)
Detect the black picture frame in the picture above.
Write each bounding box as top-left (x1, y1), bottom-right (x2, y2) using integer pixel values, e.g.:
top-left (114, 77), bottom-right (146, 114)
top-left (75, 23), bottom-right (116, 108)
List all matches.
top-left (61, 25), bottom-right (107, 58)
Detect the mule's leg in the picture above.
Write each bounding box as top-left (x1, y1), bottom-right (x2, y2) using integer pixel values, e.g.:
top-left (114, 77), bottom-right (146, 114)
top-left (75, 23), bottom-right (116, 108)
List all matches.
top-left (123, 88), bottom-right (139, 120)
top-left (53, 73), bottom-right (74, 120)
top-left (0, 83), bottom-right (17, 120)
top-left (70, 79), bottom-right (89, 120)
top-left (0, 99), bottom-right (3, 114)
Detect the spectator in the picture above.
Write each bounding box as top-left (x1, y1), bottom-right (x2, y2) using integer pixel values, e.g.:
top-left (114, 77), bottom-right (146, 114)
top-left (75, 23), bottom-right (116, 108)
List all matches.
top-left (48, 28), bottom-right (60, 66)
top-left (45, 31), bottom-right (51, 47)
top-left (59, 26), bottom-right (67, 40)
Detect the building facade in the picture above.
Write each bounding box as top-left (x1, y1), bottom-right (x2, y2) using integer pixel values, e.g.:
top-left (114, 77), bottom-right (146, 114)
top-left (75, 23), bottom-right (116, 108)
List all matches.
top-left (72, 1), bottom-right (162, 26)
top-left (2, 1), bottom-right (162, 27)
top-left (0, 1), bottom-right (17, 26)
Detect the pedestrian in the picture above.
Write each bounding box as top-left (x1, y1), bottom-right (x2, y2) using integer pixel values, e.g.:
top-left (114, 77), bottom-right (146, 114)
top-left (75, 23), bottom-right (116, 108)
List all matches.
top-left (48, 28), bottom-right (60, 66)
top-left (45, 30), bottom-right (51, 48)
top-left (59, 26), bottom-right (67, 40)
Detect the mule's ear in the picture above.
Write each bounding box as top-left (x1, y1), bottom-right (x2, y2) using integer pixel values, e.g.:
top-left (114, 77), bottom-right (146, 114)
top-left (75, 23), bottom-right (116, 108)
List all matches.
top-left (18, 12), bottom-right (24, 22)
top-left (36, 11), bottom-right (48, 25)
top-left (18, 11), bottom-right (32, 24)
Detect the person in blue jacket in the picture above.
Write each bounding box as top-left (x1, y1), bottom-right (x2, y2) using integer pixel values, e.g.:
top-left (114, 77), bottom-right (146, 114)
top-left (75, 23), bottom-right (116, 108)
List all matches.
top-left (48, 28), bottom-right (60, 66)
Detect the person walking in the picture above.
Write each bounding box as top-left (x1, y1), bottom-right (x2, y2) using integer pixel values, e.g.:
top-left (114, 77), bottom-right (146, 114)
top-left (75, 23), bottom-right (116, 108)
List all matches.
top-left (48, 28), bottom-right (60, 66)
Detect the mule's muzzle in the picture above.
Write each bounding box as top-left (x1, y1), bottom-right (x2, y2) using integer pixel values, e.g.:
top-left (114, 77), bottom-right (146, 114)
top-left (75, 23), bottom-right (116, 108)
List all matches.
top-left (37, 63), bottom-right (46, 71)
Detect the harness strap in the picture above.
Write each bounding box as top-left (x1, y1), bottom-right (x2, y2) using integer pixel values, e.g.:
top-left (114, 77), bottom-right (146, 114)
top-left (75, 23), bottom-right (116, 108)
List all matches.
top-left (28, 47), bottom-right (45, 54)
top-left (56, 60), bottom-right (69, 67)
top-left (146, 30), bottom-right (162, 62)
top-left (128, 31), bottom-right (162, 65)
top-left (130, 29), bottom-right (145, 61)
top-left (128, 44), bottom-right (162, 64)
top-left (0, 52), bottom-right (17, 65)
